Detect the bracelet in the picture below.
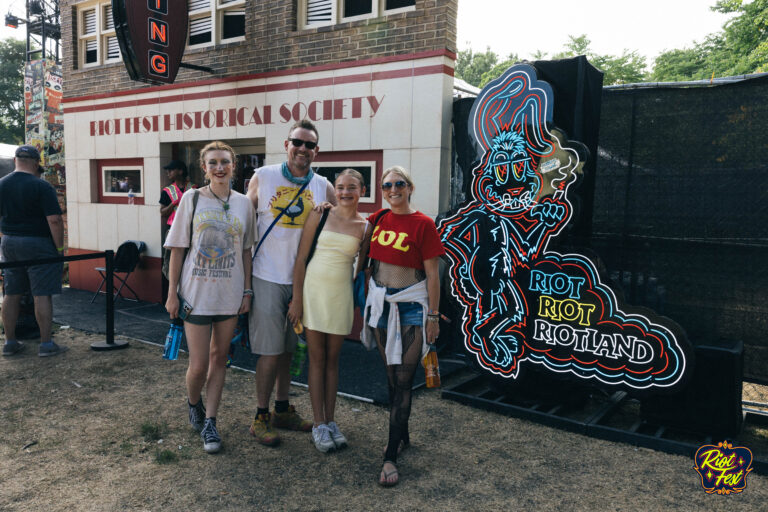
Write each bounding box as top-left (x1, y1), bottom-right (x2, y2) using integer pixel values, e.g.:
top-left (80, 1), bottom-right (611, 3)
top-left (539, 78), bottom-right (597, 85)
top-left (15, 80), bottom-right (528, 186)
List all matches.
top-left (243, 289), bottom-right (254, 297)
top-left (57, 246), bottom-right (64, 252)
top-left (427, 316), bottom-right (440, 323)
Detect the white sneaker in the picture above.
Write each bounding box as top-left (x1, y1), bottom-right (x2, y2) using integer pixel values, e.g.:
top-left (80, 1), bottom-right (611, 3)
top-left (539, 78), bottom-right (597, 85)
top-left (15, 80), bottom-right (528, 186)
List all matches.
top-left (311, 424), bottom-right (335, 453)
top-left (327, 421), bottom-right (348, 449)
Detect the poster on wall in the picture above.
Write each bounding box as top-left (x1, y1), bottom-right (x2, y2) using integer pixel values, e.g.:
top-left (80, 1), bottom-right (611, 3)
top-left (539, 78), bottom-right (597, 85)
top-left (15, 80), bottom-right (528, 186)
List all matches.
top-left (24, 59), bottom-right (65, 184)
top-left (438, 64), bottom-right (692, 394)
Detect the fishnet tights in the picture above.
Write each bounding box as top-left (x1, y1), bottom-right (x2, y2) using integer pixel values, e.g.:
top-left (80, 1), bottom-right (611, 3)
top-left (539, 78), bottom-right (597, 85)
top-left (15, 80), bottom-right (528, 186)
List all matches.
top-left (375, 324), bottom-right (423, 463)
top-left (372, 260), bottom-right (425, 288)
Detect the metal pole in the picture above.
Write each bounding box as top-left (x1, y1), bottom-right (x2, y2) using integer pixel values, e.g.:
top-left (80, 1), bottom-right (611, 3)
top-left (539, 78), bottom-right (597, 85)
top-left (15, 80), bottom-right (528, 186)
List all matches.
top-left (91, 250), bottom-right (129, 351)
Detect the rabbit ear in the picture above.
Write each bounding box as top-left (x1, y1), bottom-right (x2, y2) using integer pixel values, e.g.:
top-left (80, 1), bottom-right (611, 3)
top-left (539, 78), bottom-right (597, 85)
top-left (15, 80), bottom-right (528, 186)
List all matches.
top-left (469, 64), bottom-right (554, 157)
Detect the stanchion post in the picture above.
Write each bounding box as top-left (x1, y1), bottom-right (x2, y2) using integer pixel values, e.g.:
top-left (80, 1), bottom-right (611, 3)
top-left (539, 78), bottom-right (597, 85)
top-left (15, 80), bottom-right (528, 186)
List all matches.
top-left (91, 249), bottom-right (129, 351)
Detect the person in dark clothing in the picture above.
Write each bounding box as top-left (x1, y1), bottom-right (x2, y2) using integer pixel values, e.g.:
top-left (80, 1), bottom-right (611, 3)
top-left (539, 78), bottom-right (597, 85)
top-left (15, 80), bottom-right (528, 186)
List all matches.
top-left (160, 160), bottom-right (194, 302)
top-left (0, 145), bottom-right (67, 357)
top-left (160, 160), bottom-right (193, 226)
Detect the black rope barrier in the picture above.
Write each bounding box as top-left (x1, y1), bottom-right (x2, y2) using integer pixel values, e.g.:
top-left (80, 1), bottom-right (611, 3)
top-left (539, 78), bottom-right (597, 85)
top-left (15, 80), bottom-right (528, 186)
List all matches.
top-left (0, 250), bottom-right (127, 351)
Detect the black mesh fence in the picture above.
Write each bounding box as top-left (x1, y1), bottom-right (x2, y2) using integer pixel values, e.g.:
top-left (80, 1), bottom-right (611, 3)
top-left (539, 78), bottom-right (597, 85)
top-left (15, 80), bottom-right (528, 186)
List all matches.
top-left (593, 76), bottom-right (768, 386)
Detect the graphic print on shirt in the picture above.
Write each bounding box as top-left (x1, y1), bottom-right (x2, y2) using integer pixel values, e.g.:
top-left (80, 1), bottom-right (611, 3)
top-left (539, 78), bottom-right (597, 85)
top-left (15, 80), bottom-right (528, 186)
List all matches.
top-left (371, 226), bottom-right (411, 253)
top-left (190, 208), bottom-right (242, 280)
top-left (269, 186), bottom-right (316, 228)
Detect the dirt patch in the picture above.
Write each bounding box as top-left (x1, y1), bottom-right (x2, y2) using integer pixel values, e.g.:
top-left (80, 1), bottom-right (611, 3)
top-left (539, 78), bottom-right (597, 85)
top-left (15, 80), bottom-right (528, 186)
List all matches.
top-left (1, 328), bottom-right (768, 511)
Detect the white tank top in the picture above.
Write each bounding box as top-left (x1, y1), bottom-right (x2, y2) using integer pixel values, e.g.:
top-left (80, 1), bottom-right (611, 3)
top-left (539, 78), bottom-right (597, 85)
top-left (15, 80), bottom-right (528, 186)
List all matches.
top-left (252, 163), bottom-right (330, 284)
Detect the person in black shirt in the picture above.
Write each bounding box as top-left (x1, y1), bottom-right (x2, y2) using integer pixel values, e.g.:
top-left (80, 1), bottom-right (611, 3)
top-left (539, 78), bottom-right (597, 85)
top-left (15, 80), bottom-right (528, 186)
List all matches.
top-left (0, 145), bottom-right (67, 357)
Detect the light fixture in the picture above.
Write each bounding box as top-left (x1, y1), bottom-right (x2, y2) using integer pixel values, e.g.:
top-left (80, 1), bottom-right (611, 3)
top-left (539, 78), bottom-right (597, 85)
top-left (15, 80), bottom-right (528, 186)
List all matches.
top-left (5, 13), bottom-right (19, 28)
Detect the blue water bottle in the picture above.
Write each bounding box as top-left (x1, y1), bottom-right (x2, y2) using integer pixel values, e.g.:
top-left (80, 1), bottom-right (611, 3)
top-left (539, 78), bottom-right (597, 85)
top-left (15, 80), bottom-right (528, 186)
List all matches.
top-left (163, 320), bottom-right (184, 360)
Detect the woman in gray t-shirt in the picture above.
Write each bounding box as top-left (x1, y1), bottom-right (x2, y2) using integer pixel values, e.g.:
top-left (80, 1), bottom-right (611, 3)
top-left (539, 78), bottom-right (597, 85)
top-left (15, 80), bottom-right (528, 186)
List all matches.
top-left (164, 141), bottom-right (255, 454)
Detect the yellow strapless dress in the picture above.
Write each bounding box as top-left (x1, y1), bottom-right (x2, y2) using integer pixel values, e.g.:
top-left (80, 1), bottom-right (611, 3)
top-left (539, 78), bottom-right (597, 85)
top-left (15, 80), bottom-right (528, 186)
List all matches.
top-left (302, 230), bottom-right (361, 335)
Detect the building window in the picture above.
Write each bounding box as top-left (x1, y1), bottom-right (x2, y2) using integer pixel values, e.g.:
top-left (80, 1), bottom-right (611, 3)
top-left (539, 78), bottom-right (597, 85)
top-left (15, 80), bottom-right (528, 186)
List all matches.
top-left (97, 159), bottom-right (146, 205)
top-left (188, 0), bottom-right (245, 48)
top-left (301, 0), bottom-right (415, 29)
top-left (77, 2), bottom-right (121, 67)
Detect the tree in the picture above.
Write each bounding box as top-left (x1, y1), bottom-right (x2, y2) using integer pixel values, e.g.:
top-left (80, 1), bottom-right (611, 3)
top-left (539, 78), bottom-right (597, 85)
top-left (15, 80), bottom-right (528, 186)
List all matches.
top-left (0, 38), bottom-right (25, 145)
top-left (479, 55), bottom-right (520, 87)
top-left (652, 0), bottom-right (768, 81)
top-left (455, 46), bottom-right (499, 87)
top-left (552, 35), bottom-right (648, 85)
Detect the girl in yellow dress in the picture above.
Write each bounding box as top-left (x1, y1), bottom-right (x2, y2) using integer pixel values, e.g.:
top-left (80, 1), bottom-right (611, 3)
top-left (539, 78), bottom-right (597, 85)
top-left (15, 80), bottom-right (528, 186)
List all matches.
top-left (288, 169), bottom-right (368, 453)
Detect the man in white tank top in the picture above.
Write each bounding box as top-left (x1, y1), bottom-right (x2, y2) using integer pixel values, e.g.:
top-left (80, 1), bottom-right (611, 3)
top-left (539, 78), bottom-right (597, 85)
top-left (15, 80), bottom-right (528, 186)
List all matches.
top-left (246, 120), bottom-right (336, 446)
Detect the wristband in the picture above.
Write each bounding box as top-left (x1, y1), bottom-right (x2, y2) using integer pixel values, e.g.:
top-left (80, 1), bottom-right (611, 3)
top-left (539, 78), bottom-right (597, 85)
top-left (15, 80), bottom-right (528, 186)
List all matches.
top-left (57, 246), bottom-right (64, 252)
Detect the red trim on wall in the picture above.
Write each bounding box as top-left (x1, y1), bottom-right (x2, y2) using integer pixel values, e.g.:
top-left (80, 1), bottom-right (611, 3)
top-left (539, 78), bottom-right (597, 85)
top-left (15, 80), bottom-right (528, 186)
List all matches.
top-left (65, 62), bottom-right (453, 114)
top-left (313, 150), bottom-right (383, 214)
top-left (68, 248), bottom-right (163, 304)
top-left (97, 158), bottom-right (146, 205)
top-left (64, 49), bottom-right (456, 106)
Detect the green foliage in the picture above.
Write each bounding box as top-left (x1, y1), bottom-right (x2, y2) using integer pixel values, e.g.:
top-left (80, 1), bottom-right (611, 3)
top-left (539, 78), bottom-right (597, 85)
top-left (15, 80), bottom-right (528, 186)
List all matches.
top-left (154, 449), bottom-right (178, 464)
top-left (0, 38), bottom-right (25, 144)
top-left (652, 0), bottom-right (768, 81)
top-left (462, 35), bottom-right (647, 88)
top-left (479, 57), bottom-right (520, 88)
top-left (455, 46), bottom-right (499, 87)
top-left (140, 421), bottom-right (166, 442)
top-left (552, 35), bottom-right (648, 85)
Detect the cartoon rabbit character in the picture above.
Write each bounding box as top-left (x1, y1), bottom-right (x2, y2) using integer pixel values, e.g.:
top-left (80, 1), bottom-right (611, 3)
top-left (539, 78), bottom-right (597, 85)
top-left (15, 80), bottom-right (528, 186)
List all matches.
top-left (439, 65), bottom-right (581, 375)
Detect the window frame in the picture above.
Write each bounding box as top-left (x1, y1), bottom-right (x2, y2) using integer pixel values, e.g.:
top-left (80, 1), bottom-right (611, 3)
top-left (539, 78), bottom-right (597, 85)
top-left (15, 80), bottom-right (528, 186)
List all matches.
top-left (77, 1), bottom-right (121, 68)
top-left (299, 0), bottom-right (415, 30)
top-left (187, 0), bottom-right (246, 49)
top-left (97, 160), bottom-right (146, 205)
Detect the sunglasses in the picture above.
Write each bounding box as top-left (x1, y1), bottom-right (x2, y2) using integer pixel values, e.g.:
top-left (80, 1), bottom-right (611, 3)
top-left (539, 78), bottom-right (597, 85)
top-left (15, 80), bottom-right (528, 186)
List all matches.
top-left (381, 180), bottom-right (407, 190)
top-left (289, 138), bottom-right (317, 150)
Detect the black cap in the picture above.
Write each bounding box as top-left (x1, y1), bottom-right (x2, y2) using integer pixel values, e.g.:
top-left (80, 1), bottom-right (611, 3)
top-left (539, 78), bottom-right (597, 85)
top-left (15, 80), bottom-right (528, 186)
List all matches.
top-left (163, 160), bottom-right (187, 173)
top-left (15, 145), bottom-right (40, 160)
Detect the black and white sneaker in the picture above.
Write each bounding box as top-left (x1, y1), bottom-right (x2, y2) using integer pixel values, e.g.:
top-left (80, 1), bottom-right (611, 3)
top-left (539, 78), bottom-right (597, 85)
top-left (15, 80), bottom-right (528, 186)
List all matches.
top-left (188, 400), bottom-right (206, 432)
top-left (201, 417), bottom-right (221, 454)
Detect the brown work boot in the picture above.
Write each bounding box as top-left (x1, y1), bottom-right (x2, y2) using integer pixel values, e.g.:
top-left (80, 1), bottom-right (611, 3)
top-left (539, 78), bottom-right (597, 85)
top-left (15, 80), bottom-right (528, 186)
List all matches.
top-left (249, 412), bottom-right (281, 446)
top-left (271, 405), bottom-right (312, 432)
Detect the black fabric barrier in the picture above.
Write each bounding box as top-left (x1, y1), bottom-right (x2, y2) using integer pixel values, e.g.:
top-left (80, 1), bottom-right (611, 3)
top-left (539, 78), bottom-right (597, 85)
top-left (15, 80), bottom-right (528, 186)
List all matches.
top-left (594, 76), bottom-right (768, 382)
top-left (450, 71), bottom-right (768, 382)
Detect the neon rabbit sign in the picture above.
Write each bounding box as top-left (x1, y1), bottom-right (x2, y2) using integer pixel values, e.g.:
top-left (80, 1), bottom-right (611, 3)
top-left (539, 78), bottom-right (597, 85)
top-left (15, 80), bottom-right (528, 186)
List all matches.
top-left (438, 64), bottom-right (691, 392)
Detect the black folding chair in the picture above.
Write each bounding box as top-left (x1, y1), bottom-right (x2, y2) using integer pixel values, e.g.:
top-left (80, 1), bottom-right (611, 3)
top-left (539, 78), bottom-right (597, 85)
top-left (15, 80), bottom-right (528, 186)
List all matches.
top-left (90, 240), bottom-right (146, 303)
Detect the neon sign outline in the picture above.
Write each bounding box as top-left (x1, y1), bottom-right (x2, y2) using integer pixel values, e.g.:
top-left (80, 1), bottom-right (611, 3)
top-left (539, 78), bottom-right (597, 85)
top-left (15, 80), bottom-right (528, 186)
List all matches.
top-left (438, 64), bottom-right (691, 391)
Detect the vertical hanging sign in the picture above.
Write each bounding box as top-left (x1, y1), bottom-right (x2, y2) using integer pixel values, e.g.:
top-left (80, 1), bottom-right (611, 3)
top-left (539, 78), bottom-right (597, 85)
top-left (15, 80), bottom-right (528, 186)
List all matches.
top-left (112, 0), bottom-right (189, 84)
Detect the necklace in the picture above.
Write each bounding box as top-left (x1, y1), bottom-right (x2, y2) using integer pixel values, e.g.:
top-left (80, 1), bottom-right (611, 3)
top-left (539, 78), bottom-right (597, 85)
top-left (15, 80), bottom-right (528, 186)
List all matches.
top-left (208, 185), bottom-right (231, 211)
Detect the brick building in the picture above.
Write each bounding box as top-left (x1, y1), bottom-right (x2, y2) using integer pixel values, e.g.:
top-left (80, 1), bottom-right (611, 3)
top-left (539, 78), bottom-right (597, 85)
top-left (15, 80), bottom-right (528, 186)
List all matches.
top-left (61, 0), bottom-right (458, 302)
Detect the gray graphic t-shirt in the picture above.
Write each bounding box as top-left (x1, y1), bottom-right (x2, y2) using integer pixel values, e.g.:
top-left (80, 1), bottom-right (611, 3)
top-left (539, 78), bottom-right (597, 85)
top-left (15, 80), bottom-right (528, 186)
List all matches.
top-left (165, 190), bottom-right (255, 315)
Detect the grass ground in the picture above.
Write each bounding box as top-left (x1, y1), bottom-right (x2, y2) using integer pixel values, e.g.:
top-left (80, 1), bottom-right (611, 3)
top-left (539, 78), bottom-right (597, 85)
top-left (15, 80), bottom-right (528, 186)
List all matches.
top-left (2, 328), bottom-right (768, 511)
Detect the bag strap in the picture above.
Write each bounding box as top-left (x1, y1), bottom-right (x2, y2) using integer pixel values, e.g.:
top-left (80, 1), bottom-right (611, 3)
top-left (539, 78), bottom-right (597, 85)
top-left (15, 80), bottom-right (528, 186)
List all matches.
top-left (361, 209), bottom-right (389, 270)
top-left (181, 190), bottom-right (199, 265)
top-left (305, 208), bottom-right (330, 265)
top-left (252, 179), bottom-right (310, 262)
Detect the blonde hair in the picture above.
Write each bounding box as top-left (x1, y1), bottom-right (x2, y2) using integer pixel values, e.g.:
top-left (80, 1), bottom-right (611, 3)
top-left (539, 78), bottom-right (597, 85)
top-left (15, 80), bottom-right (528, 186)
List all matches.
top-left (381, 165), bottom-right (414, 200)
top-left (199, 141), bottom-right (237, 179)
top-left (336, 168), bottom-right (366, 189)
top-left (381, 165), bottom-right (414, 188)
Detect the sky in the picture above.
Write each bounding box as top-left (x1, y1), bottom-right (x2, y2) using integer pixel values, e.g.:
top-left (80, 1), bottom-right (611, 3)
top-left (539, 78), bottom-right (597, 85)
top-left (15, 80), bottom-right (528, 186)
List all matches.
top-left (456, 0), bottom-right (735, 67)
